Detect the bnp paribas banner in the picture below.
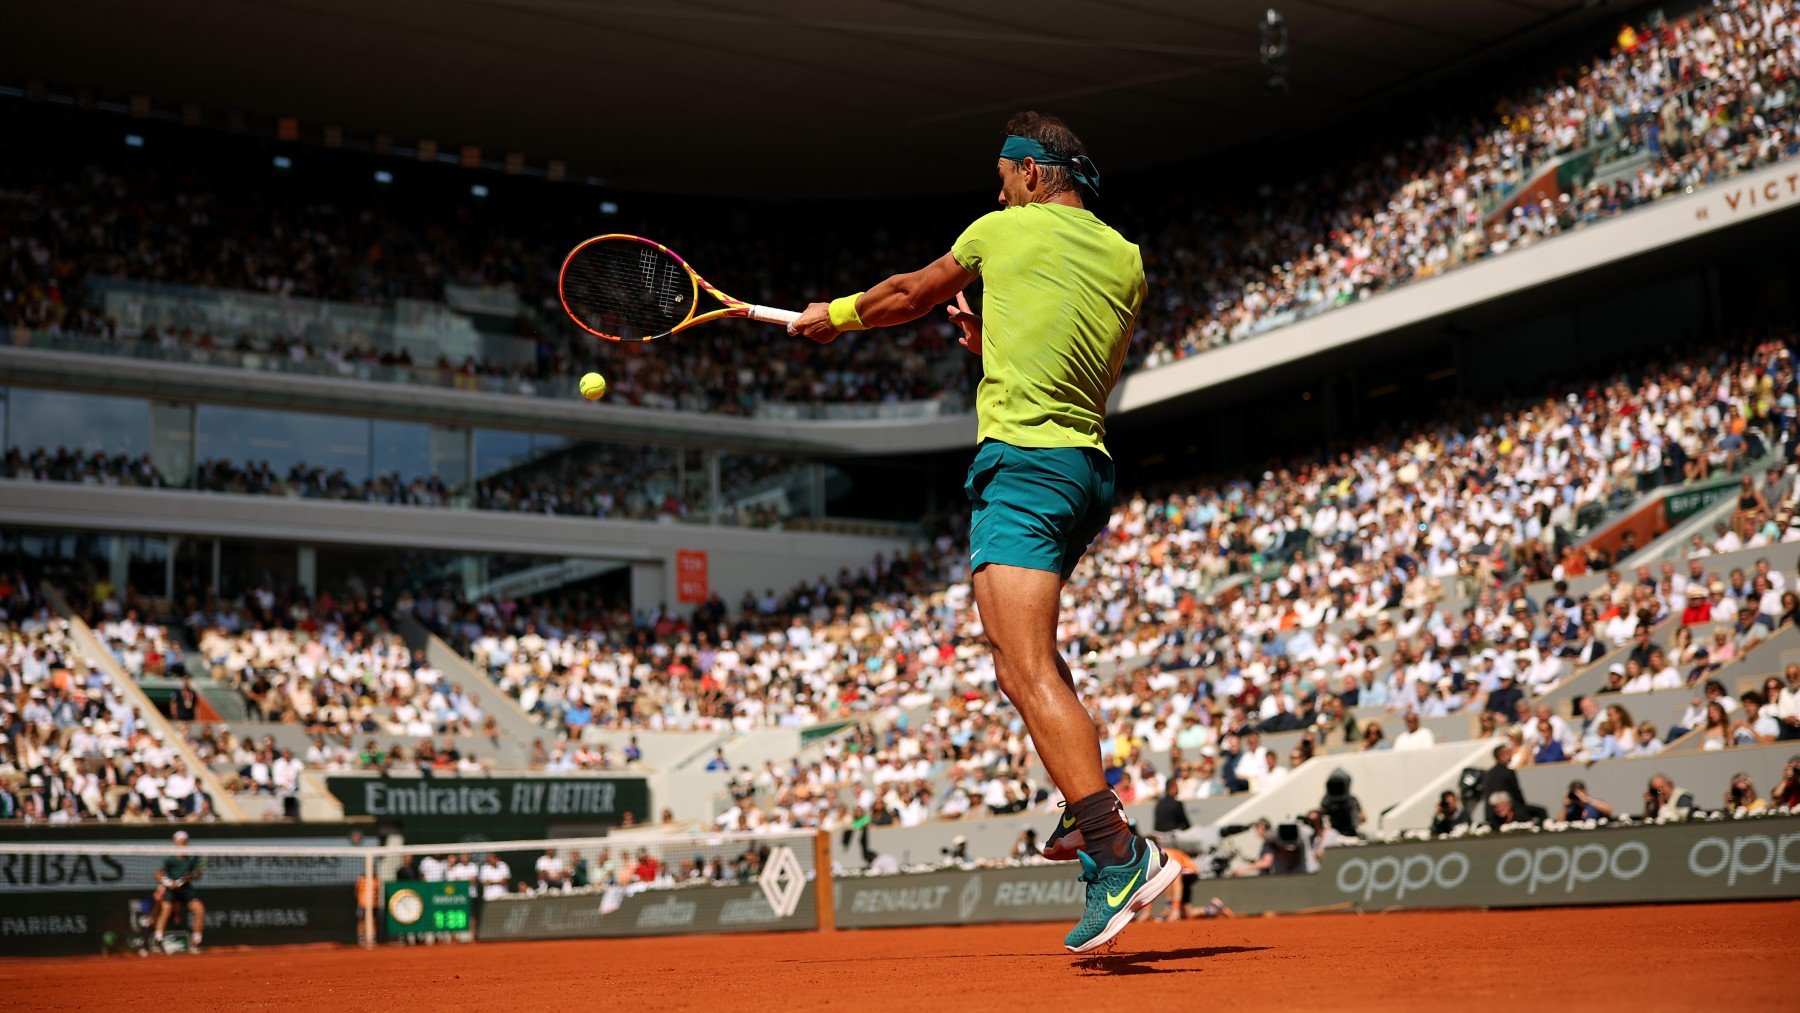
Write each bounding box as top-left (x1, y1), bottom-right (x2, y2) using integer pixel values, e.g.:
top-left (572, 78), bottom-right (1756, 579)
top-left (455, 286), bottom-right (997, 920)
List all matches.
top-left (833, 816), bottom-right (1800, 928)
top-left (326, 775), bottom-right (650, 843)
top-left (478, 882), bottom-right (817, 941)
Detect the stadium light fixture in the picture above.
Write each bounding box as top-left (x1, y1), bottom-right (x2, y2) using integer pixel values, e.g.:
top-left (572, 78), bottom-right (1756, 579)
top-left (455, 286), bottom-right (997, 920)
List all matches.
top-left (1260, 9), bottom-right (1290, 94)
top-left (599, 201), bottom-right (619, 215)
top-left (374, 170), bottom-right (394, 184)
top-left (123, 133), bottom-right (145, 148)
top-left (471, 184), bottom-right (490, 198)
top-left (272, 155), bottom-right (292, 170)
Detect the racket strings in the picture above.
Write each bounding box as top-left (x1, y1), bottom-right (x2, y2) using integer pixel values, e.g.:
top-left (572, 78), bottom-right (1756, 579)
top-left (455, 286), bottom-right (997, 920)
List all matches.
top-left (562, 239), bottom-right (697, 341)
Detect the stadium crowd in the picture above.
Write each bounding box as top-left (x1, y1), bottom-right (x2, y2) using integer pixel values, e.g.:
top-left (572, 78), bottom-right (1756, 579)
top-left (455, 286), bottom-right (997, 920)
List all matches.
top-left (0, 576), bottom-right (219, 822)
top-left (4, 2), bottom-right (1798, 411)
top-left (399, 338), bottom-right (1800, 834)
top-left (1132, 0), bottom-right (1800, 366)
top-left (393, 837), bottom-right (782, 899)
top-left (0, 444), bottom-right (806, 528)
top-left (8, 327), bottom-right (1799, 827)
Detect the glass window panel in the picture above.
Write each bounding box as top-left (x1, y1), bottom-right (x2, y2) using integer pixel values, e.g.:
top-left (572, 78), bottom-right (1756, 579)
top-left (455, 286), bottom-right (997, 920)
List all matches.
top-left (150, 401), bottom-right (195, 487)
top-left (473, 429), bottom-right (536, 482)
top-left (431, 425), bottom-right (470, 489)
top-left (372, 420), bottom-right (433, 483)
top-left (5, 389), bottom-right (149, 456)
top-left (195, 405), bottom-right (371, 481)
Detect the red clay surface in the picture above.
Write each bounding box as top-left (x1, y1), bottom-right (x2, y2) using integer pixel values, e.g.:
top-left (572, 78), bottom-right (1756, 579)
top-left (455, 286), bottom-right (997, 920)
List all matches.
top-left (3, 901), bottom-right (1794, 1011)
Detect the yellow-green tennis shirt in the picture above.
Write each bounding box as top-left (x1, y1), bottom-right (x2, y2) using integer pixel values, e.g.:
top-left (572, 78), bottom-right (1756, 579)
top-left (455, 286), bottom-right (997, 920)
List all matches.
top-left (950, 203), bottom-right (1145, 454)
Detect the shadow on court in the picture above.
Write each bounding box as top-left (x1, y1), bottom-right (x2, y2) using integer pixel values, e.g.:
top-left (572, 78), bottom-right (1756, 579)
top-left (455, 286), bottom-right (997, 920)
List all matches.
top-left (1072, 944), bottom-right (1270, 976)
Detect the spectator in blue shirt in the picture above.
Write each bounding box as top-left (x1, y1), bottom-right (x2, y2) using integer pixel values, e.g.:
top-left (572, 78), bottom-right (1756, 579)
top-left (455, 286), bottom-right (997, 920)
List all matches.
top-left (1532, 719), bottom-right (1568, 764)
top-left (1562, 779), bottom-right (1614, 821)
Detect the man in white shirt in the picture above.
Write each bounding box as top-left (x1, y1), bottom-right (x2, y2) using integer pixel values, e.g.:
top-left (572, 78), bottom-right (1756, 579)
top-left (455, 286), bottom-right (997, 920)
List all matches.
top-left (418, 854), bottom-right (447, 882)
top-left (478, 854), bottom-right (512, 900)
top-left (1777, 663), bottom-right (1800, 738)
top-left (271, 750), bottom-right (303, 792)
top-left (449, 854), bottom-right (480, 882)
top-left (134, 769), bottom-right (166, 817)
top-left (534, 849), bottom-right (567, 892)
top-left (162, 766), bottom-right (198, 816)
top-left (1392, 711), bottom-right (1437, 751)
top-left (1249, 752), bottom-right (1288, 794)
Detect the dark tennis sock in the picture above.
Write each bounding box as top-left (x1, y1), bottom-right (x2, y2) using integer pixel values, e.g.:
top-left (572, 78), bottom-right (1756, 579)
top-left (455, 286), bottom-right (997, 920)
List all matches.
top-left (1067, 788), bottom-right (1135, 870)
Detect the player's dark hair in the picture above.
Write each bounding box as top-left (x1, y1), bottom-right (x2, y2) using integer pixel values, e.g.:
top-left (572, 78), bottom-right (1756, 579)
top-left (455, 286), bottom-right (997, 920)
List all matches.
top-left (1003, 111), bottom-right (1087, 198)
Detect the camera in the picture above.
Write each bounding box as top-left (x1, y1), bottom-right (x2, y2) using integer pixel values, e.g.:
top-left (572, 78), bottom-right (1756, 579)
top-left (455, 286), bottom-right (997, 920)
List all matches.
top-left (1275, 821), bottom-right (1301, 846)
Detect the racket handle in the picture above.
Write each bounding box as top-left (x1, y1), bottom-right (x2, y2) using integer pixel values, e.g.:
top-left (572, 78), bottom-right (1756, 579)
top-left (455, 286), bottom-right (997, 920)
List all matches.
top-left (745, 305), bottom-right (801, 326)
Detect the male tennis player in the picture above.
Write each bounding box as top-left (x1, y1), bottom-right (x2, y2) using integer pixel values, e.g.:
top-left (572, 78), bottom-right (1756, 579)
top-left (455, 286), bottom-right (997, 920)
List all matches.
top-left (790, 111), bottom-right (1166, 953)
top-left (153, 830), bottom-right (205, 951)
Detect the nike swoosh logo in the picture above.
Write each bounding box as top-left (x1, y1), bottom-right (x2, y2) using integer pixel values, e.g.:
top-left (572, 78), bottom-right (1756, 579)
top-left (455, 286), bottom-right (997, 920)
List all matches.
top-left (1060, 815), bottom-right (1077, 829)
top-left (1106, 868), bottom-right (1144, 907)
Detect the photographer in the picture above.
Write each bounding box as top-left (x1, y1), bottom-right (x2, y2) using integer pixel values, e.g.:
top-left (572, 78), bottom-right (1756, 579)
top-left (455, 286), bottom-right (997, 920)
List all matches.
top-left (1430, 791), bottom-right (1471, 836)
top-left (941, 835), bottom-right (970, 867)
top-left (1562, 779), bottom-right (1614, 821)
top-left (1724, 772), bottom-right (1768, 814)
top-left (1774, 756), bottom-right (1800, 808)
top-left (1232, 817), bottom-right (1318, 876)
top-left (1485, 791), bottom-right (1545, 830)
top-left (1317, 769), bottom-right (1364, 839)
top-left (1643, 773), bottom-right (1696, 823)
top-left (1011, 827), bottom-right (1040, 860)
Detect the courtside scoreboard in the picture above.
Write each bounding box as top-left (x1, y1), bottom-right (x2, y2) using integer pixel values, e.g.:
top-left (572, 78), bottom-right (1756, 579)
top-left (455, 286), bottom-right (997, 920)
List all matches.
top-left (385, 881), bottom-right (475, 938)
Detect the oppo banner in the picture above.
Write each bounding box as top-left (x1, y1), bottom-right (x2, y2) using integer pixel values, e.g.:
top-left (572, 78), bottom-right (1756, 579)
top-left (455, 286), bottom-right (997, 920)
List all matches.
top-left (1211, 815), bottom-right (1800, 913)
top-left (478, 882), bottom-right (816, 941)
top-left (834, 817), bottom-right (1800, 928)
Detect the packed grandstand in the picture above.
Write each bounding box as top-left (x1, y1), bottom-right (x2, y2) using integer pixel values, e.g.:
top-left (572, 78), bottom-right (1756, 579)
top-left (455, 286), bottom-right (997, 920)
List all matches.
top-left (9, 330), bottom-right (1800, 841)
top-left (3, 0), bottom-right (1800, 918)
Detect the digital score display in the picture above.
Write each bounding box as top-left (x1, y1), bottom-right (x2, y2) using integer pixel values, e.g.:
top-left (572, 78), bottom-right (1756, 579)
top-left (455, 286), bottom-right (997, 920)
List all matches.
top-left (385, 881), bottom-right (476, 937)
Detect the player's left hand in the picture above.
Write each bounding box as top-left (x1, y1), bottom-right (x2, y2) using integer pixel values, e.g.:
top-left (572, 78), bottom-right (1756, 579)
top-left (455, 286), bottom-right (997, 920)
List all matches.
top-left (947, 291), bottom-right (981, 355)
top-left (789, 303), bottom-right (840, 344)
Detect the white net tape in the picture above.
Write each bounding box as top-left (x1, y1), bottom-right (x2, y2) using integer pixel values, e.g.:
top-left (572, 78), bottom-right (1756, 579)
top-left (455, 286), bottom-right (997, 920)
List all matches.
top-left (0, 829), bottom-right (818, 895)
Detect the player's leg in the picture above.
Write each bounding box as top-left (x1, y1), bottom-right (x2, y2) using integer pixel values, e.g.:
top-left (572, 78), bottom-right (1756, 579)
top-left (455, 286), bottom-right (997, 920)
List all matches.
top-left (973, 563), bottom-right (1108, 804)
top-left (189, 899), bottom-right (204, 949)
top-left (153, 889), bottom-right (171, 941)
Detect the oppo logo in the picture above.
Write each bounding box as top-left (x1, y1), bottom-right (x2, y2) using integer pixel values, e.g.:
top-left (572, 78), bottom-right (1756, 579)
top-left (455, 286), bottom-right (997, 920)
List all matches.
top-left (1687, 833), bottom-right (1800, 886)
top-left (1335, 852), bottom-right (1470, 901)
top-left (1494, 842), bottom-right (1649, 895)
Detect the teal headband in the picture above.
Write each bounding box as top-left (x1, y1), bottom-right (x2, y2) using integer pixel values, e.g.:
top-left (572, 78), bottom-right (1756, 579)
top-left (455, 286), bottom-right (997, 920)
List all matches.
top-left (999, 135), bottom-right (1100, 196)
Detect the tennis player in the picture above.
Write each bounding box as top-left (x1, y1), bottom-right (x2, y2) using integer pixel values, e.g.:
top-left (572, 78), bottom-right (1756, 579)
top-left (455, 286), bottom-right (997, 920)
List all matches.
top-left (790, 111), bottom-right (1169, 953)
top-left (152, 830), bottom-right (205, 951)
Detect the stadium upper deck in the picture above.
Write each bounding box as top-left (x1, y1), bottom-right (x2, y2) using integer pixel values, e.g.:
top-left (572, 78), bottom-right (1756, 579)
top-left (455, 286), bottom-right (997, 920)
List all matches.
top-left (4, 1), bottom-right (1797, 442)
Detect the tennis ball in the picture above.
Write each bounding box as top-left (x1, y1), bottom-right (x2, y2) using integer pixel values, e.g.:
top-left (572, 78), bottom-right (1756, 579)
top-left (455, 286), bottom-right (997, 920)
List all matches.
top-left (579, 372), bottom-right (607, 400)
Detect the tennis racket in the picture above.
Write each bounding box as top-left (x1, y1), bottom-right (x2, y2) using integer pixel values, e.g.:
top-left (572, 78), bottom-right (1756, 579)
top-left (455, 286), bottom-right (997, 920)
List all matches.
top-left (558, 234), bottom-right (799, 342)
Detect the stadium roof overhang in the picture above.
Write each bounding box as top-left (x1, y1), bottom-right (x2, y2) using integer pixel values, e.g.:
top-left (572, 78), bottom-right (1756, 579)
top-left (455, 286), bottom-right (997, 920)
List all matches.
top-left (8, 0), bottom-right (1626, 197)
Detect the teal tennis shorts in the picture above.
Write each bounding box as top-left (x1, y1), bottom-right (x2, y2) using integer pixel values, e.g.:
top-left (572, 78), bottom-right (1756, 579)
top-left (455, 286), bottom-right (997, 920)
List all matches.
top-left (965, 439), bottom-right (1115, 580)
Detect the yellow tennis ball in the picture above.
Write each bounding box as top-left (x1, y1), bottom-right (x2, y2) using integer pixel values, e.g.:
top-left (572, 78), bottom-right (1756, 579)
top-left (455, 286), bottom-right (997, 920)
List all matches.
top-left (579, 372), bottom-right (607, 400)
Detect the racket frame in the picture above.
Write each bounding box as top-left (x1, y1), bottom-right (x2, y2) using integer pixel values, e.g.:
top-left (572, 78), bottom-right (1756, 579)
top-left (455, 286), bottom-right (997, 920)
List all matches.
top-left (558, 233), bottom-right (798, 342)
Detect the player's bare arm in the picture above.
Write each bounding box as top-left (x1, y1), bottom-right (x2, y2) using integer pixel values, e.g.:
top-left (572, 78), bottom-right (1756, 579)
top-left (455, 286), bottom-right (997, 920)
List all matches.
top-left (788, 253), bottom-right (973, 344)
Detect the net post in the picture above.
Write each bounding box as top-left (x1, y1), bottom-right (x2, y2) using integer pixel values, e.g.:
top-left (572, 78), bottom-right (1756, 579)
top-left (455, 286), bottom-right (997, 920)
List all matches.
top-left (813, 829), bottom-right (835, 933)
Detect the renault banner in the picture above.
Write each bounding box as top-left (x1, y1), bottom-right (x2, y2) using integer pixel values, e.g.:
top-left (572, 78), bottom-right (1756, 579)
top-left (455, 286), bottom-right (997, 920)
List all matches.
top-left (833, 816), bottom-right (1800, 929)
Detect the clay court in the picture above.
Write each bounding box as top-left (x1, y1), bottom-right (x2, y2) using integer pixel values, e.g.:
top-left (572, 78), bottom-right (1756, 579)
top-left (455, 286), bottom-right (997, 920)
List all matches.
top-left (4, 900), bottom-right (1793, 1011)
